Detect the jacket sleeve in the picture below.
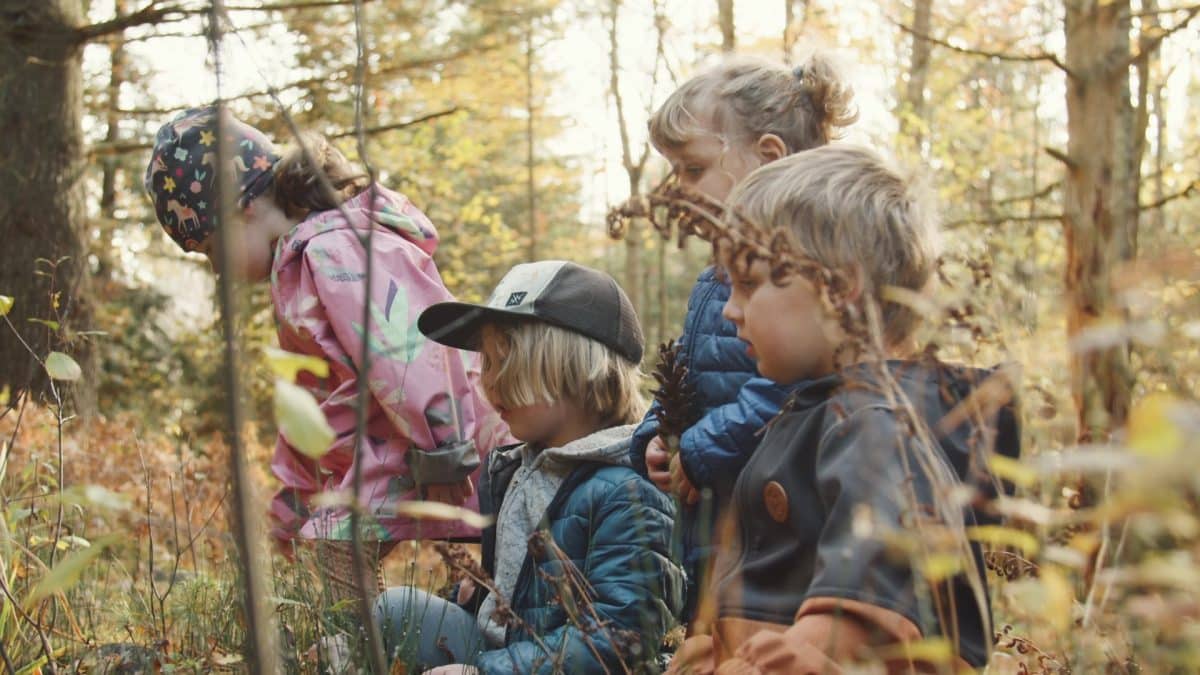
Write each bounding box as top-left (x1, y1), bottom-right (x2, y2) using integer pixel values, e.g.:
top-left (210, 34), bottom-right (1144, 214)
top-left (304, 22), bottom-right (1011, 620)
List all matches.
top-left (629, 404), bottom-right (661, 477)
top-left (676, 376), bottom-right (793, 498)
top-left (475, 476), bottom-right (684, 674)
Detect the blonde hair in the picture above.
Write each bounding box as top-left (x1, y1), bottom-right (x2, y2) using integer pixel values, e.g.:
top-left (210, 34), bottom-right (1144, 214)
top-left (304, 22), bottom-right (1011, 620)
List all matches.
top-left (728, 145), bottom-right (940, 346)
top-left (479, 321), bottom-right (646, 429)
top-left (649, 53), bottom-right (857, 155)
top-left (268, 132), bottom-right (370, 219)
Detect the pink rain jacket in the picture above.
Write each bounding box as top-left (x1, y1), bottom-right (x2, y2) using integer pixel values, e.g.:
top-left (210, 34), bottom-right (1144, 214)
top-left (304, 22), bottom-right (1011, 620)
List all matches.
top-left (267, 185), bottom-right (509, 542)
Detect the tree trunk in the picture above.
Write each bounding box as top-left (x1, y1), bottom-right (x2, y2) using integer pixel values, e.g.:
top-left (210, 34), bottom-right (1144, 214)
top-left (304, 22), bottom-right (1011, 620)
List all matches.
top-left (1061, 0), bottom-right (1138, 440)
top-left (899, 0), bottom-right (933, 153)
top-left (783, 0), bottom-right (808, 58)
top-left (718, 0), bottom-right (735, 52)
top-left (0, 1), bottom-right (92, 405)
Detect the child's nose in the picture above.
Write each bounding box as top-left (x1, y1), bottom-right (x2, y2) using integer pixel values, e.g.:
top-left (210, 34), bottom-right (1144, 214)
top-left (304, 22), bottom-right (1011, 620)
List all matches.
top-left (721, 297), bottom-right (741, 324)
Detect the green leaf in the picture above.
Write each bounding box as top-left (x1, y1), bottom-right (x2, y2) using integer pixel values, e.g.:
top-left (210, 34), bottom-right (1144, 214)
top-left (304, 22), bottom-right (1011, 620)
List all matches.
top-left (264, 347), bottom-right (329, 381)
top-left (28, 318), bottom-right (60, 331)
top-left (45, 351), bottom-right (82, 381)
top-left (0, 295), bottom-right (12, 316)
top-left (274, 379), bottom-right (335, 459)
top-left (27, 534), bottom-right (119, 604)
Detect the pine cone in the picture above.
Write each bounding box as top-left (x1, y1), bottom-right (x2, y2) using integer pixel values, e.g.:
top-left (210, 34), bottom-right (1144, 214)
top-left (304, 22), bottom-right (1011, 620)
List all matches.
top-left (652, 340), bottom-right (698, 456)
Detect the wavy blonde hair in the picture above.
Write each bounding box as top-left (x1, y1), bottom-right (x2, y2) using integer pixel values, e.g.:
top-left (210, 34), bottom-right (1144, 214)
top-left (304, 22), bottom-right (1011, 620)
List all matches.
top-left (649, 53), bottom-right (857, 155)
top-left (479, 321), bottom-right (646, 428)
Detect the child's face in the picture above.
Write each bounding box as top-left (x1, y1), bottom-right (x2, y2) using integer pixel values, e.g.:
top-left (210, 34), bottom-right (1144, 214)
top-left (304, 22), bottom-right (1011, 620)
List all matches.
top-left (478, 330), bottom-right (585, 449)
top-left (197, 198), bottom-right (290, 282)
top-left (721, 259), bottom-right (840, 384)
top-left (659, 115), bottom-right (764, 203)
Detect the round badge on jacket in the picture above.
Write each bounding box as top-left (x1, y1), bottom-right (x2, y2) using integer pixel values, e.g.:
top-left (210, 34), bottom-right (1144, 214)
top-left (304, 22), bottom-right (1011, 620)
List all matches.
top-left (763, 481), bottom-right (789, 524)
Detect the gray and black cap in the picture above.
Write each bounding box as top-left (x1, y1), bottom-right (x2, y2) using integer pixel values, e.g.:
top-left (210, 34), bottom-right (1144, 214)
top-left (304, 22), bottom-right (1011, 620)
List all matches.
top-left (418, 260), bottom-right (644, 363)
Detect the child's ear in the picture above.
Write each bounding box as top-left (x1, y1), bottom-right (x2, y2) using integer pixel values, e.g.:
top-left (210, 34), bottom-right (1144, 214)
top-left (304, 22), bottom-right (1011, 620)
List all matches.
top-left (754, 133), bottom-right (788, 164)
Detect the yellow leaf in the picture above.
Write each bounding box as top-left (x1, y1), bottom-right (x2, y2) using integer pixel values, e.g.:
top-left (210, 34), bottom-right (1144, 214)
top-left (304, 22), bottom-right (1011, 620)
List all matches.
top-left (44, 352), bottom-right (81, 381)
top-left (966, 525), bottom-right (1040, 556)
top-left (1127, 393), bottom-right (1185, 456)
top-left (391, 500), bottom-right (494, 530)
top-left (264, 347), bottom-right (329, 382)
top-left (877, 637), bottom-right (955, 664)
top-left (921, 554), bottom-right (964, 582)
top-left (0, 295), bottom-right (12, 316)
top-left (1039, 566), bottom-right (1074, 632)
top-left (989, 454), bottom-right (1037, 489)
top-left (274, 379), bottom-right (335, 459)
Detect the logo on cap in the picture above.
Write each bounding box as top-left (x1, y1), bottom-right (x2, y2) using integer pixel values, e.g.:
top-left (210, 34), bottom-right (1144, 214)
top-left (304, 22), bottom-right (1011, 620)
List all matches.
top-left (505, 292), bottom-right (527, 307)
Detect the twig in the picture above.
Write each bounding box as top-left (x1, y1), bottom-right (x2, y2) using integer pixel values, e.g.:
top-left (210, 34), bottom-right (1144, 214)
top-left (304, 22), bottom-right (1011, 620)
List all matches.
top-left (1140, 179), bottom-right (1200, 210)
top-left (348, 1), bottom-right (389, 672)
top-left (206, 0), bottom-right (280, 669)
top-left (890, 16), bottom-right (1072, 76)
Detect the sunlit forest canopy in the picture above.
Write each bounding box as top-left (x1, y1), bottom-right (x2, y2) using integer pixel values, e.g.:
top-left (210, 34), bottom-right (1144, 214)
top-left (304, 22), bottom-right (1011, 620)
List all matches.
top-left (1, 0), bottom-right (1199, 672)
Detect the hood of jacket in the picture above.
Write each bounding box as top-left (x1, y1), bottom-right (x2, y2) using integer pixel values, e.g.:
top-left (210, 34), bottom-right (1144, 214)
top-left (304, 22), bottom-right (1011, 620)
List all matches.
top-left (272, 184), bottom-right (439, 270)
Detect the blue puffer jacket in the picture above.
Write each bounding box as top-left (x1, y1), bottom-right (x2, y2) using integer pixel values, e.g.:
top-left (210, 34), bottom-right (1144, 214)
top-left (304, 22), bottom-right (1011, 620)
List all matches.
top-left (475, 446), bottom-right (685, 674)
top-left (631, 266), bottom-right (794, 499)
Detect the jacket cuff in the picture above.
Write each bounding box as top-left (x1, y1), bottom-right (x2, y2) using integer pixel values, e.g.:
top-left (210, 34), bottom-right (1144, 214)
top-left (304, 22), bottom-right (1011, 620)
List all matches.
top-left (405, 439), bottom-right (481, 484)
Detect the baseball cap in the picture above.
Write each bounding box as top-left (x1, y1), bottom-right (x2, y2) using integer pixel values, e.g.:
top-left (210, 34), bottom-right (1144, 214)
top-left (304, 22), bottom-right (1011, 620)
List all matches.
top-left (418, 260), bottom-right (644, 363)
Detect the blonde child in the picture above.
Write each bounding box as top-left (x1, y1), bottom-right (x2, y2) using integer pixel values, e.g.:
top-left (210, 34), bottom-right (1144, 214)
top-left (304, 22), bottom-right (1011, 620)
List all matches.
top-left (144, 107), bottom-right (509, 603)
top-left (375, 260), bottom-right (684, 674)
top-left (670, 145), bottom-right (1017, 673)
top-left (631, 54), bottom-right (856, 624)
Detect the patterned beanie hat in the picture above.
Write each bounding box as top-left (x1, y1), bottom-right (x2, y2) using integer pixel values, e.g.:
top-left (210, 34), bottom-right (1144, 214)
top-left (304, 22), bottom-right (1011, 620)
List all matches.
top-left (144, 106), bottom-right (281, 252)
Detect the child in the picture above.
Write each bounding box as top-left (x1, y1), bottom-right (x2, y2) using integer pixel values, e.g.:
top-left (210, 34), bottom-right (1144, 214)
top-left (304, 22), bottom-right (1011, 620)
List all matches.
top-left (375, 260), bottom-right (684, 674)
top-left (669, 145), bottom-right (1018, 673)
top-left (144, 107), bottom-right (509, 603)
top-left (631, 54), bottom-right (857, 624)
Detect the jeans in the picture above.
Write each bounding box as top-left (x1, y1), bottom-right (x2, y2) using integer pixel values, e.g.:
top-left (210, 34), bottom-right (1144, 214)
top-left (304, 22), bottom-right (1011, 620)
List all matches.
top-left (373, 586), bottom-right (488, 669)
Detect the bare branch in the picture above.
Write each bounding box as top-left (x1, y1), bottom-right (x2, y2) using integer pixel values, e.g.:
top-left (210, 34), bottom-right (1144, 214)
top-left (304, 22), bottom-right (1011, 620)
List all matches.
top-left (1045, 146), bottom-right (1077, 170)
top-left (77, 0), bottom-right (373, 42)
top-left (1128, 4), bottom-right (1200, 64)
top-left (1130, 2), bottom-right (1200, 17)
top-left (890, 16), bottom-right (1072, 76)
top-left (88, 109), bottom-right (461, 158)
top-left (1140, 179), bottom-right (1200, 210)
top-left (945, 213), bottom-right (1063, 229)
top-left (76, 4), bottom-right (202, 42)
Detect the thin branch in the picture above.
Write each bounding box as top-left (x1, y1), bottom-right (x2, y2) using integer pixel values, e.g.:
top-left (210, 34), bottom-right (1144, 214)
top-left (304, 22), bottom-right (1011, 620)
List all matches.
top-left (891, 16), bottom-right (1073, 76)
top-left (88, 110), bottom-right (461, 157)
top-left (77, 0), bottom-right (373, 42)
top-left (1045, 146), bottom-right (1077, 170)
top-left (1140, 179), bottom-right (1200, 210)
top-left (945, 213), bottom-right (1063, 229)
top-left (1130, 2), bottom-right (1200, 17)
top-left (991, 180), bottom-right (1061, 206)
top-left (1127, 4), bottom-right (1200, 65)
top-left (326, 107), bottom-right (463, 137)
top-left (76, 4), bottom-right (202, 42)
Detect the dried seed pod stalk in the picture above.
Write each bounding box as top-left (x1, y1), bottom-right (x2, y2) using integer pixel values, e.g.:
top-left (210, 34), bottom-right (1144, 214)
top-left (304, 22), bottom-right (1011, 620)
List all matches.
top-left (651, 339), bottom-right (698, 457)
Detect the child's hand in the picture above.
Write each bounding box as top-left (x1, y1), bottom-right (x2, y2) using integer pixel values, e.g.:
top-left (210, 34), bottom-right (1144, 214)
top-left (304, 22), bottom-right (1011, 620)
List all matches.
top-left (423, 478), bottom-right (476, 505)
top-left (422, 665), bottom-right (478, 675)
top-left (669, 453), bottom-right (701, 506)
top-left (646, 436), bottom-right (673, 493)
top-left (456, 577), bottom-right (477, 605)
top-left (666, 634), bottom-right (715, 675)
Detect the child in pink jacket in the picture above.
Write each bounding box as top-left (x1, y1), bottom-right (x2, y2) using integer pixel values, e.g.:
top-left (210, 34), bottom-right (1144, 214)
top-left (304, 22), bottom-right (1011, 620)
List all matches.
top-left (145, 107), bottom-right (509, 603)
